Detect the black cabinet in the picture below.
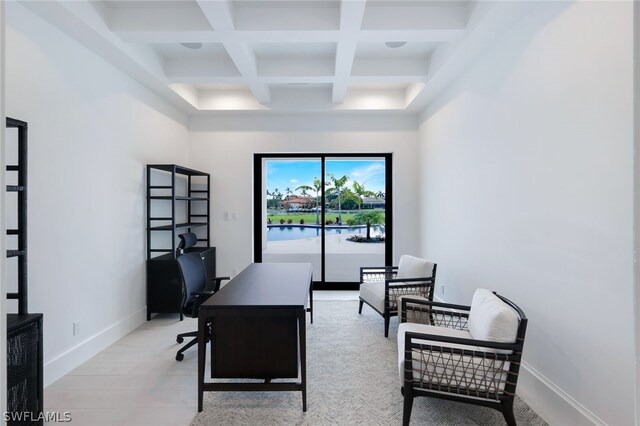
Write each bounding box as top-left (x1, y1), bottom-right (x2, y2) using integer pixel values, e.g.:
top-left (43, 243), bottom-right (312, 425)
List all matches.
top-left (146, 247), bottom-right (216, 320)
top-left (7, 314), bottom-right (43, 426)
top-left (146, 164), bottom-right (215, 321)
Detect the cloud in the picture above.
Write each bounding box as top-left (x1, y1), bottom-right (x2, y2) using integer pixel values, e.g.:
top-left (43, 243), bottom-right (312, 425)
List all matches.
top-left (350, 163), bottom-right (385, 185)
top-left (290, 178), bottom-right (299, 184)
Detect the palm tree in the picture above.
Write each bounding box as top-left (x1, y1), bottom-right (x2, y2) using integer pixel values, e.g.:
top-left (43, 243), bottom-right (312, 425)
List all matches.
top-left (353, 210), bottom-right (385, 240)
top-left (297, 177), bottom-right (322, 224)
top-left (376, 190), bottom-right (385, 199)
top-left (272, 188), bottom-right (283, 210)
top-left (326, 174), bottom-right (349, 224)
top-left (352, 181), bottom-right (375, 210)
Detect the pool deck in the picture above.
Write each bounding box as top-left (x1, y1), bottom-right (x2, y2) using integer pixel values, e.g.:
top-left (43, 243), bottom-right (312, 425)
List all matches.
top-left (262, 233), bottom-right (384, 281)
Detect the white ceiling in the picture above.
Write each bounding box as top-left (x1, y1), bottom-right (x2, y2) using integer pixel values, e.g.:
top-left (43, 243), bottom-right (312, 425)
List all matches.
top-left (23, 0), bottom-right (537, 115)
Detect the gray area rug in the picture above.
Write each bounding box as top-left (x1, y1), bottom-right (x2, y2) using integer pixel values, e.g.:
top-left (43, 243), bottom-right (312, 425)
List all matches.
top-left (191, 300), bottom-right (547, 425)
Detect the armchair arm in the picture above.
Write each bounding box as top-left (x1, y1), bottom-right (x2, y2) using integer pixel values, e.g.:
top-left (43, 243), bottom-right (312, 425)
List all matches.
top-left (360, 266), bottom-right (398, 283)
top-left (383, 277), bottom-right (435, 313)
top-left (404, 330), bottom-right (519, 354)
top-left (400, 296), bottom-right (470, 330)
top-left (403, 330), bottom-right (522, 398)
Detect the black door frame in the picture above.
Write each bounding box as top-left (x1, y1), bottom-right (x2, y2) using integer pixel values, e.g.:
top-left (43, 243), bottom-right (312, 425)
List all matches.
top-left (253, 153), bottom-right (393, 290)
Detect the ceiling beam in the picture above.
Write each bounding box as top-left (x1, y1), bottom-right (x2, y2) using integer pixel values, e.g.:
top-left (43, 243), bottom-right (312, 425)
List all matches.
top-left (196, 0), bottom-right (271, 103)
top-left (332, 0), bottom-right (367, 104)
top-left (113, 28), bottom-right (466, 44)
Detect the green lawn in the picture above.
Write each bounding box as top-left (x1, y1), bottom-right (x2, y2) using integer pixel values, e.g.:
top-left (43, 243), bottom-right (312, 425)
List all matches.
top-left (268, 211), bottom-right (385, 225)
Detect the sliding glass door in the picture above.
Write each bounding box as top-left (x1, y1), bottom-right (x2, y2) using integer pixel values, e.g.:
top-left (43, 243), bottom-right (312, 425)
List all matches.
top-left (254, 154), bottom-right (392, 289)
top-left (258, 157), bottom-right (323, 281)
top-left (323, 157), bottom-right (387, 283)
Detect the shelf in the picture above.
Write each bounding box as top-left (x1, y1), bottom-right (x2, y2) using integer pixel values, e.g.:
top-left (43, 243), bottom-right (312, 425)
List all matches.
top-left (150, 222), bottom-right (208, 231)
top-left (149, 196), bottom-right (208, 201)
top-left (147, 164), bottom-right (209, 177)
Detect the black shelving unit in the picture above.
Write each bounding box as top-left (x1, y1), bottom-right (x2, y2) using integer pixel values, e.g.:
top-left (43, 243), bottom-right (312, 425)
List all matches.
top-left (146, 164), bottom-right (210, 258)
top-left (146, 165), bottom-right (215, 320)
top-left (5, 117), bottom-right (43, 425)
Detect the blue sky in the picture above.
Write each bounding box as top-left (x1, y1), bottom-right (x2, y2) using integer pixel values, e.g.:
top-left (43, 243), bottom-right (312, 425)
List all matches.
top-left (266, 159), bottom-right (385, 196)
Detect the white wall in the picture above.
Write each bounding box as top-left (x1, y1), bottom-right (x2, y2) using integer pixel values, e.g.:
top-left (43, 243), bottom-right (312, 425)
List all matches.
top-left (418, 2), bottom-right (634, 425)
top-left (188, 114), bottom-right (419, 278)
top-left (5, 3), bottom-right (189, 386)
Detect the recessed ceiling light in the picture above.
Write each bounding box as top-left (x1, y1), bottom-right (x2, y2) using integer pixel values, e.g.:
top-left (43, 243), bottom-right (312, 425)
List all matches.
top-left (180, 42), bottom-right (203, 50)
top-left (385, 41), bottom-right (407, 48)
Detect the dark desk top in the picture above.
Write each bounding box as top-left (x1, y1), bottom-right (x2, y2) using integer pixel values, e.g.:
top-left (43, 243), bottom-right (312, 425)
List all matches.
top-left (201, 263), bottom-right (312, 309)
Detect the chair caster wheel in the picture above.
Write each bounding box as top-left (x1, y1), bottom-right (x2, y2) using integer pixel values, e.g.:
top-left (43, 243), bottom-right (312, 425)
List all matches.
top-left (176, 337), bottom-right (184, 343)
top-left (176, 353), bottom-right (184, 361)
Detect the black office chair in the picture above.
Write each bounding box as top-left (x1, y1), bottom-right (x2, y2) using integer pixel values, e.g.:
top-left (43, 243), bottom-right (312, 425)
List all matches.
top-left (175, 252), bottom-right (229, 361)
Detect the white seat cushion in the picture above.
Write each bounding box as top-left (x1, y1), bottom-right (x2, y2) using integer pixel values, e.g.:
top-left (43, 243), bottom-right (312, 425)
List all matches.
top-left (398, 322), bottom-right (511, 394)
top-left (396, 255), bottom-right (434, 279)
top-left (359, 280), bottom-right (385, 313)
top-left (467, 289), bottom-right (519, 344)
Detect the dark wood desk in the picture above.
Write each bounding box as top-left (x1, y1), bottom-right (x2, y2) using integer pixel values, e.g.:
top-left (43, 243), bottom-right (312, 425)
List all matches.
top-left (197, 262), bottom-right (313, 412)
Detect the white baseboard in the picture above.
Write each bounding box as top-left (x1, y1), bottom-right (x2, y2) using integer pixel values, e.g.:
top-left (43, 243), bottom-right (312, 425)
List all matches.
top-left (518, 361), bottom-right (607, 426)
top-left (43, 307), bottom-right (147, 388)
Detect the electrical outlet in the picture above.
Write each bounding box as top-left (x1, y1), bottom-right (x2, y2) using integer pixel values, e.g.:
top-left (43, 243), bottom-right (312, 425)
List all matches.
top-left (231, 212), bottom-right (238, 220)
top-left (73, 321), bottom-right (81, 336)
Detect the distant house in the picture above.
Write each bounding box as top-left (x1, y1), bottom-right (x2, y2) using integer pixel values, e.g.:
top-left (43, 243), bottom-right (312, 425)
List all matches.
top-left (362, 197), bottom-right (385, 209)
top-left (283, 195), bottom-right (315, 211)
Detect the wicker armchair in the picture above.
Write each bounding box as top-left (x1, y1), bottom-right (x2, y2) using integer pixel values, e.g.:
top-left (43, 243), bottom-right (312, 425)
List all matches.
top-left (398, 290), bottom-right (527, 426)
top-left (359, 255), bottom-right (436, 337)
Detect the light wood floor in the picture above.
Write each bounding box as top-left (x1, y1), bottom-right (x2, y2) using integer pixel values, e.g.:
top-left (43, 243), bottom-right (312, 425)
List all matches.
top-left (44, 291), bottom-right (358, 426)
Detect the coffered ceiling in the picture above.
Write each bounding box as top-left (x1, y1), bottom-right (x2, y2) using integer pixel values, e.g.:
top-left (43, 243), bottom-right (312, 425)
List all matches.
top-left (22, 0), bottom-right (535, 115)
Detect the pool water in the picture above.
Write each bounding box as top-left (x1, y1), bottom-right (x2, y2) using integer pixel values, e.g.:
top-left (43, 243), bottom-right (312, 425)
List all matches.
top-left (267, 225), bottom-right (384, 241)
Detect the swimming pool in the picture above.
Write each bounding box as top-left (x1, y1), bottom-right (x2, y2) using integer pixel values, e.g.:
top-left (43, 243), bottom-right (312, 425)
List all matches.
top-left (267, 225), bottom-right (384, 241)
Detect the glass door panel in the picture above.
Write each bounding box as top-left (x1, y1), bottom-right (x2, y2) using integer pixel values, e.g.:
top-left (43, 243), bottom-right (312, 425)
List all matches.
top-left (260, 158), bottom-right (323, 281)
top-left (324, 158), bottom-right (386, 282)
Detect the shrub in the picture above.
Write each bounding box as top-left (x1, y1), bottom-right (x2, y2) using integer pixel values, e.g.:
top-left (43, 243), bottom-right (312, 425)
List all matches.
top-left (280, 219), bottom-right (285, 224)
top-left (325, 219), bottom-right (334, 225)
top-left (287, 218), bottom-right (293, 224)
top-left (300, 219), bottom-right (305, 224)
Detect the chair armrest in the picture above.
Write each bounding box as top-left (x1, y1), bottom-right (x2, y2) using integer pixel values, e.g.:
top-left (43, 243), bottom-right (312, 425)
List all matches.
top-left (194, 291), bottom-right (214, 298)
top-left (403, 330), bottom-right (519, 354)
top-left (402, 330), bottom-right (522, 397)
top-left (400, 297), bottom-right (470, 329)
top-left (207, 276), bottom-right (231, 292)
top-left (360, 266), bottom-right (398, 283)
top-left (191, 291), bottom-right (214, 316)
top-left (386, 276), bottom-right (434, 285)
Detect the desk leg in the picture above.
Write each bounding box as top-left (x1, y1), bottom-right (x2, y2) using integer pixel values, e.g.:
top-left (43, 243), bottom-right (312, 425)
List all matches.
top-left (298, 309), bottom-right (307, 412)
top-left (309, 278), bottom-right (313, 324)
top-left (198, 315), bottom-right (207, 412)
